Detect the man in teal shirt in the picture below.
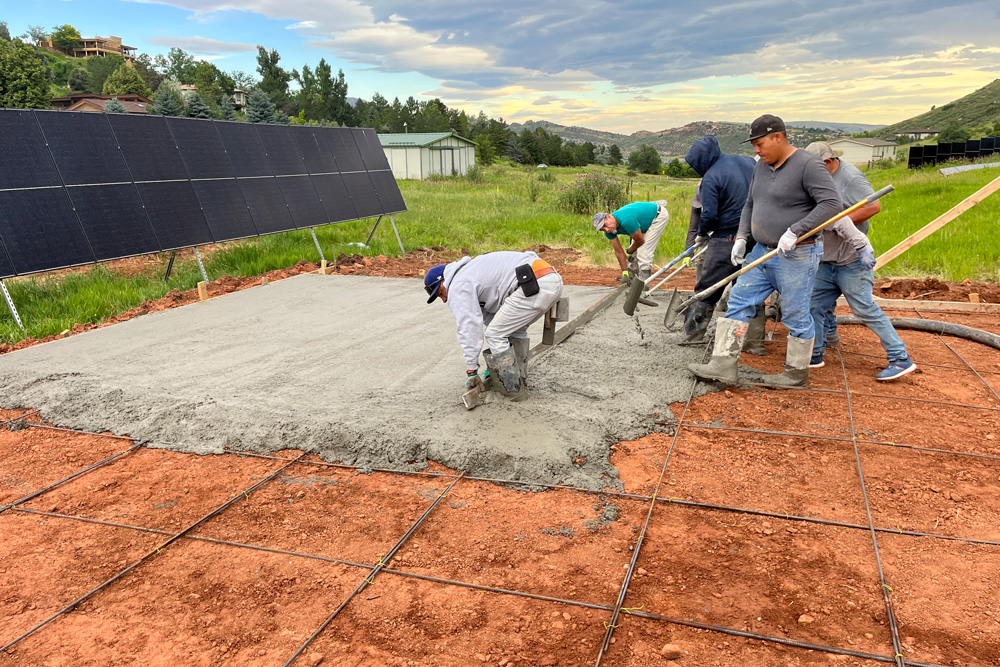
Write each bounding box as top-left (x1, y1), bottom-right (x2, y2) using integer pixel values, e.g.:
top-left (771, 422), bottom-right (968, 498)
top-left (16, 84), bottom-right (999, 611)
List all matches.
top-left (593, 200), bottom-right (669, 281)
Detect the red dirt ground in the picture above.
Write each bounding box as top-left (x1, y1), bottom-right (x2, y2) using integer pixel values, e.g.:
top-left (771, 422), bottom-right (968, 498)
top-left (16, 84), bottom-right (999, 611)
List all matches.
top-left (2, 304), bottom-right (1000, 665)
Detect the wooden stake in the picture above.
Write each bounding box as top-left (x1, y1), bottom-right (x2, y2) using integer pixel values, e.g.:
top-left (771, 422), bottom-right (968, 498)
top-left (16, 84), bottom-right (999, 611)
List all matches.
top-left (320, 259), bottom-right (330, 275)
top-left (875, 174), bottom-right (1000, 270)
top-left (197, 281), bottom-right (208, 301)
top-left (969, 292), bottom-right (981, 303)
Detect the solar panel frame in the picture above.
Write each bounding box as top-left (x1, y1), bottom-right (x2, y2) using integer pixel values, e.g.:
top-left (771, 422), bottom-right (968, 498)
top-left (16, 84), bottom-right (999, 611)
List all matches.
top-left (255, 124), bottom-right (308, 176)
top-left (215, 121), bottom-right (273, 178)
top-left (108, 113), bottom-right (190, 182)
top-left (292, 127), bottom-right (338, 175)
top-left (35, 111), bottom-right (133, 186)
top-left (341, 172), bottom-right (382, 218)
top-left (0, 238), bottom-right (16, 279)
top-left (0, 109), bottom-right (63, 191)
top-left (352, 128), bottom-right (392, 171)
top-left (68, 184), bottom-right (161, 261)
top-left (0, 188), bottom-right (96, 275)
top-left (136, 181), bottom-right (215, 250)
top-left (278, 175), bottom-right (330, 229)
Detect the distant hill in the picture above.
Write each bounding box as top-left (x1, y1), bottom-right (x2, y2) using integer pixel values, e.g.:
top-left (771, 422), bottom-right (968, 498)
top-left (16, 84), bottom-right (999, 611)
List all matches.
top-left (787, 121), bottom-right (885, 133)
top-left (874, 79), bottom-right (1000, 139)
top-left (508, 119), bottom-right (847, 158)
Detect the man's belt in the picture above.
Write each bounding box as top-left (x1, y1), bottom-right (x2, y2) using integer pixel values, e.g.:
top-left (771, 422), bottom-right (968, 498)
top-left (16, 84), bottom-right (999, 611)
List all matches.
top-left (531, 259), bottom-right (557, 278)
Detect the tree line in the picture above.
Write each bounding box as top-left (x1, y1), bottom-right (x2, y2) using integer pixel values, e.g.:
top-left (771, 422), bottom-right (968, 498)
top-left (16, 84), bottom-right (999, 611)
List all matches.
top-left (0, 20), bottom-right (697, 175)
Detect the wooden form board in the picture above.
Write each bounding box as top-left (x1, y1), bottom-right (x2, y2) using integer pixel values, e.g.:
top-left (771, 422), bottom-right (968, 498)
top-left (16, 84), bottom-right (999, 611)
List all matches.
top-left (875, 173), bottom-right (1000, 270)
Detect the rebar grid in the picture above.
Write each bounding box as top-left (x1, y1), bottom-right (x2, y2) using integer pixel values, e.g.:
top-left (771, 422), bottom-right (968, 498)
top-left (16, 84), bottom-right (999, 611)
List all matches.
top-left (836, 350), bottom-right (906, 667)
top-left (1, 327), bottom-right (997, 664)
top-left (913, 309), bottom-right (1000, 405)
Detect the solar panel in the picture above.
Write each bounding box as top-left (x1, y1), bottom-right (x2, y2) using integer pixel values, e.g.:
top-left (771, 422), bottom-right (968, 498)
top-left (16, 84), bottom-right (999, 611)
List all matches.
top-left (35, 111), bottom-right (131, 186)
top-left (192, 180), bottom-right (258, 241)
top-left (108, 114), bottom-right (188, 182)
top-left (369, 170), bottom-right (407, 214)
top-left (341, 172), bottom-right (381, 218)
top-left (326, 128), bottom-right (365, 172)
top-left (255, 124), bottom-right (307, 175)
top-left (167, 117), bottom-right (234, 180)
top-left (238, 178), bottom-right (295, 234)
top-left (311, 173), bottom-right (357, 222)
top-left (0, 242), bottom-right (15, 279)
top-left (215, 121), bottom-right (272, 178)
top-left (0, 188), bottom-right (94, 274)
top-left (0, 110), bottom-right (62, 190)
top-left (69, 184), bottom-right (160, 260)
top-left (277, 176), bottom-right (328, 228)
top-left (136, 181), bottom-right (215, 250)
top-left (352, 128), bottom-right (391, 171)
top-left (292, 127), bottom-right (338, 174)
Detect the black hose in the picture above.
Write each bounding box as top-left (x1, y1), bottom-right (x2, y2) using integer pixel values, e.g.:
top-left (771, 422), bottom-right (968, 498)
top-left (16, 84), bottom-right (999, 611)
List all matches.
top-left (837, 315), bottom-right (1000, 351)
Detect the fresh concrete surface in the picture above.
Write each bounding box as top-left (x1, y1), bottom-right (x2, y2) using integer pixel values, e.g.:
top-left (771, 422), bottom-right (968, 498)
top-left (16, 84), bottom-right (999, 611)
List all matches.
top-left (0, 274), bottom-right (714, 490)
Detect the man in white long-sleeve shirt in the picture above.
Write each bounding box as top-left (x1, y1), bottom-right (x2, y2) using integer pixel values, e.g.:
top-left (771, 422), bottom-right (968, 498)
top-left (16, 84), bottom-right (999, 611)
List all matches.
top-left (425, 250), bottom-right (564, 395)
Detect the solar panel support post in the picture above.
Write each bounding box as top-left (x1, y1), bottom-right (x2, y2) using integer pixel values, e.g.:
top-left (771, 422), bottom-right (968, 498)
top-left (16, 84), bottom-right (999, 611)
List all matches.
top-left (388, 214), bottom-right (404, 254)
top-left (192, 247), bottom-right (209, 283)
top-left (1, 280), bottom-right (24, 330)
top-left (309, 228), bottom-right (326, 263)
top-left (363, 215), bottom-right (384, 247)
top-left (164, 250), bottom-right (177, 282)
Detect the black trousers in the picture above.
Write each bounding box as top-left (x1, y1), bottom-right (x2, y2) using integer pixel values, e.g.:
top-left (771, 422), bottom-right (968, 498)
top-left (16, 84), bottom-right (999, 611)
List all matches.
top-left (693, 236), bottom-right (738, 307)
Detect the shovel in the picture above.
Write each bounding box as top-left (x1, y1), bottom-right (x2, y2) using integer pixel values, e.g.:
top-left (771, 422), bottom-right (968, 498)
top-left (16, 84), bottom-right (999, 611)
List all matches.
top-left (663, 184), bottom-right (895, 328)
top-left (623, 241), bottom-right (706, 316)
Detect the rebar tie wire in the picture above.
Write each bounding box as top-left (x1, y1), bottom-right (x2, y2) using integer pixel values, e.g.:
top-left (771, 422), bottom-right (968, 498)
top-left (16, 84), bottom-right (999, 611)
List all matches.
top-left (0, 452), bottom-right (306, 654)
top-left (282, 472), bottom-right (466, 667)
top-left (837, 350), bottom-right (906, 667)
top-left (913, 309), bottom-right (1000, 405)
top-left (10, 504), bottom-right (952, 667)
top-left (0, 442), bottom-right (142, 516)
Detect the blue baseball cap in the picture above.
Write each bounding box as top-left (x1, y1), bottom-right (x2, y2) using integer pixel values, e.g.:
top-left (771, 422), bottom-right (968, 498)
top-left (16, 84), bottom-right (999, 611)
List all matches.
top-left (424, 264), bottom-right (446, 303)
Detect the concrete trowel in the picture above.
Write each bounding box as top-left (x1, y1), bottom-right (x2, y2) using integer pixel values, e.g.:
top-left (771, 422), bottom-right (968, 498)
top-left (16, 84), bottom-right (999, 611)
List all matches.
top-left (623, 241), bottom-right (707, 316)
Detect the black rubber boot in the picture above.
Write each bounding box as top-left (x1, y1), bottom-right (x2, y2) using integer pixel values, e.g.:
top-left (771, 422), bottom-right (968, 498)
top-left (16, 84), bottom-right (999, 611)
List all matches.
top-left (761, 336), bottom-right (814, 389)
top-left (484, 347), bottom-right (522, 396)
top-left (687, 317), bottom-right (747, 384)
top-left (682, 300), bottom-right (714, 342)
top-left (744, 305), bottom-right (767, 356)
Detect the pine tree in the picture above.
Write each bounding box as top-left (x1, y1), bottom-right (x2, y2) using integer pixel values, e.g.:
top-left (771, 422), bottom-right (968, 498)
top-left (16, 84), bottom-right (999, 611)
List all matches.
top-left (245, 89), bottom-right (275, 123)
top-left (104, 97), bottom-right (126, 113)
top-left (220, 94), bottom-right (237, 121)
top-left (151, 85), bottom-right (185, 116)
top-left (102, 63), bottom-right (152, 98)
top-left (0, 39), bottom-right (51, 109)
top-left (186, 92), bottom-right (213, 119)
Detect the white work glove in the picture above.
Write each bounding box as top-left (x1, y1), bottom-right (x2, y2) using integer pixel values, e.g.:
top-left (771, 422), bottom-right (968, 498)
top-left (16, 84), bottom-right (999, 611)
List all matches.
top-left (694, 234), bottom-right (709, 246)
top-left (730, 238), bottom-right (747, 266)
top-left (777, 229), bottom-right (798, 255)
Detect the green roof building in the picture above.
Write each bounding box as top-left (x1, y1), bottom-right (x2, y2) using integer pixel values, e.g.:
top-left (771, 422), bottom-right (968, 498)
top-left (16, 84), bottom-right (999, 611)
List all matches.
top-left (377, 131), bottom-right (476, 179)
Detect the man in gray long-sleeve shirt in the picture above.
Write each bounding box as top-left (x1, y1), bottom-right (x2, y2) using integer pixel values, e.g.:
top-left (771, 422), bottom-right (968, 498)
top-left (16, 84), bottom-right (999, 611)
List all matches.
top-left (689, 114), bottom-right (842, 388)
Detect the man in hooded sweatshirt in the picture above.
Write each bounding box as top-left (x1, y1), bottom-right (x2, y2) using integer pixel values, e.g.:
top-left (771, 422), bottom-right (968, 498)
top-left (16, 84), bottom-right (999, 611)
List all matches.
top-left (424, 250), bottom-right (564, 396)
top-left (682, 135), bottom-right (762, 345)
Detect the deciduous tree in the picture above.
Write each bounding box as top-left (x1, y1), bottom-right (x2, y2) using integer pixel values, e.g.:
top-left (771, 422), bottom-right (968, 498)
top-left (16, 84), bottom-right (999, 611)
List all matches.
top-left (628, 144), bottom-right (661, 175)
top-left (102, 63), bottom-right (152, 97)
top-left (256, 45), bottom-right (290, 110)
top-left (50, 24), bottom-right (81, 52)
top-left (0, 39), bottom-right (50, 108)
top-left (85, 54), bottom-right (125, 94)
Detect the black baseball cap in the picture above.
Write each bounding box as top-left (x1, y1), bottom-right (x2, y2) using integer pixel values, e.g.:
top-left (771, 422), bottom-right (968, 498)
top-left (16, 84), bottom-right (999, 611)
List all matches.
top-left (743, 114), bottom-right (786, 143)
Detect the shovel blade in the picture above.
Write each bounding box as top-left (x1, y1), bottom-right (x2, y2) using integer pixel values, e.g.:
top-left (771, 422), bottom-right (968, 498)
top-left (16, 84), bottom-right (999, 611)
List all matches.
top-left (662, 288), bottom-right (688, 329)
top-left (622, 277), bottom-right (645, 316)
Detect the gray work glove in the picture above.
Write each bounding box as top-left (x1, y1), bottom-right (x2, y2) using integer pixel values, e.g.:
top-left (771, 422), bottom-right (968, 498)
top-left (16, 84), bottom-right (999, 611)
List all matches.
top-left (694, 234), bottom-right (709, 247)
top-left (858, 243), bottom-right (876, 271)
top-left (730, 238), bottom-right (747, 266)
top-left (777, 229), bottom-right (798, 255)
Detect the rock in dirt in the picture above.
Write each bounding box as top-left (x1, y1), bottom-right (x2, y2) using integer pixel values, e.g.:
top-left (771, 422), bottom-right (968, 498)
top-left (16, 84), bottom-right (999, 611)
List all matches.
top-left (306, 652), bottom-right (324, 666)
top-left (660, 644), bottom-right (682, 659)
top-left (797, 614), bottom-right (815, 625)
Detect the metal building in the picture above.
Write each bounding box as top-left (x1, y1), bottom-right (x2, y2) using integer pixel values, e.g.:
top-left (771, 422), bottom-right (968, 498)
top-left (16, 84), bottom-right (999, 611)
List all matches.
top-left (378, 132), bottom-right (477, 179)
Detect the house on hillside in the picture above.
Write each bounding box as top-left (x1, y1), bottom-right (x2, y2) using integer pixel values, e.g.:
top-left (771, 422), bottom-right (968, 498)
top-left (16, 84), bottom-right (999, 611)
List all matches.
top-left (378, 132), bottom-right (477, 179)
top-left (827, 137), bottom-right (898, 164)
top-left (43, 35), bottom-right (136, 62)
top-left (895, 128), bottom-right (939, 141)
top-left (181, 85), bottom-right (249, 108)
top-left (51, 93), bottom-right (152, 113)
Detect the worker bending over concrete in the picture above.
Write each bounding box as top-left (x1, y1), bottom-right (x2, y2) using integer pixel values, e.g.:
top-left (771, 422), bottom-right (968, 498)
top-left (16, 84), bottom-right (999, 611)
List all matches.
top-left (592, 201), bottom-right (669, 282)
top-left (804, 141), bottom-right (916, 381)
top-left (425, 251), bottom-right (564, 396)
top-left (689, 114), bottom-right (845, 388)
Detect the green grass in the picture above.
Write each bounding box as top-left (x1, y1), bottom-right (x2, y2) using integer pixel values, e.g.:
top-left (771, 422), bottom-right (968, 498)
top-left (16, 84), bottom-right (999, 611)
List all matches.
top-left (1, 161), bottom-right (998, 343)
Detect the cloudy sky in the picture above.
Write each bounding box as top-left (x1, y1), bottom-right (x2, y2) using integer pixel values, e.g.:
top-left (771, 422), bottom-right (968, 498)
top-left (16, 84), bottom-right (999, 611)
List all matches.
top-left (9, 0), bottom-right (1000, 132)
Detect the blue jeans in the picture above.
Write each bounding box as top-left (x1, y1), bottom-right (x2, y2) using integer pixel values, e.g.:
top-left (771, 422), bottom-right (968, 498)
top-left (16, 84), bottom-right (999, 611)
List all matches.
top-left (810, 261), bottom-right (909, 362)
top-left (726, 241), bottom-right (823, 339)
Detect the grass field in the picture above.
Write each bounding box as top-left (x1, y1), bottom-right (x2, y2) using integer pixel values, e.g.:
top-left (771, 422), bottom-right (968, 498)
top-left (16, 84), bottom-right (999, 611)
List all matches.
top-left (1, 160), bottom-right (998, 343)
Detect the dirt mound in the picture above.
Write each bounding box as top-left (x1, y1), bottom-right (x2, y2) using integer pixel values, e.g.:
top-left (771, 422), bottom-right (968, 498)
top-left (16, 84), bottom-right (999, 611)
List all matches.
top-left (876, 277), bottom-right (1000, 303)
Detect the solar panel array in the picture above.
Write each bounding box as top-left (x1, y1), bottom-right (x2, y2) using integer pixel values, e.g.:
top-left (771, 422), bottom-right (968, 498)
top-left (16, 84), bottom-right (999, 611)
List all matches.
top-left (907, 136), bottom-right (1000, 168)
top-left (0, 110), bottom-right (406, 279)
